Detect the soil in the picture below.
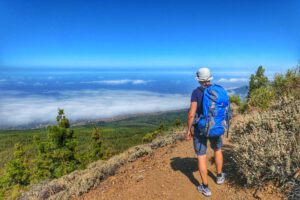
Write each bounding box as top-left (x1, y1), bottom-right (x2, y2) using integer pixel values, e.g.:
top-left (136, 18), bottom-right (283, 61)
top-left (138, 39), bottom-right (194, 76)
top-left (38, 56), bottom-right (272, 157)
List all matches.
top-left (75, 137), bottom-right (283, 200)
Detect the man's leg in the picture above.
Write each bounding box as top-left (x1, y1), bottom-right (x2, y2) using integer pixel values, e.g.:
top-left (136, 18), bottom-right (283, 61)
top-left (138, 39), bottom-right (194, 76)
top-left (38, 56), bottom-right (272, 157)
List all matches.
top-left (210, 136), bottom-right (225, 184)
top-left (193, 134), bottom-right (209, 185)
top-left (193, 134), bottom-right (212, 196)
top-left (214, 149), bottom-right (223, 174)
top-left (210, 136), bottom-right (223, 174)
top-left (197, 155), bottom-right (208, 185)
top-left (194, 137), bottom-right (212, 197)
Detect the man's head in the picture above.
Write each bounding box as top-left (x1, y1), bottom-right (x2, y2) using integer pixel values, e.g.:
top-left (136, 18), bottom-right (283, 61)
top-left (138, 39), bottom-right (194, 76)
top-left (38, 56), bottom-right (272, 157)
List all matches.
top-left (195, 67), bottom-right (213, 86)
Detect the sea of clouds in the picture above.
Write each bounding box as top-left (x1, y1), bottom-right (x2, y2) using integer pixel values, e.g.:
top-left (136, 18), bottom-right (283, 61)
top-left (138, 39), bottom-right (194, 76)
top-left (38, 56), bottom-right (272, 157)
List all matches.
top-left (0, 89), bottom-right (189, 128)
top-left (0, 72), bottom-right (250, 129)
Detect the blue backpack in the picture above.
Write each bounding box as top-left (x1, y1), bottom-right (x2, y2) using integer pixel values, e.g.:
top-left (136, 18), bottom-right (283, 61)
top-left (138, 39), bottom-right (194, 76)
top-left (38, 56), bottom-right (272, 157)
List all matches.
top-left (197, 84), bottom-right (231, 137)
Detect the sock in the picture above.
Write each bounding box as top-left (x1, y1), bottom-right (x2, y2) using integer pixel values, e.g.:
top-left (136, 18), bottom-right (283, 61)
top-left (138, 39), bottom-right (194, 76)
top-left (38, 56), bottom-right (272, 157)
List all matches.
top-left (203, 184), bottom-right (208, 188)
top-left (217, 173), bottom-right (222, 177)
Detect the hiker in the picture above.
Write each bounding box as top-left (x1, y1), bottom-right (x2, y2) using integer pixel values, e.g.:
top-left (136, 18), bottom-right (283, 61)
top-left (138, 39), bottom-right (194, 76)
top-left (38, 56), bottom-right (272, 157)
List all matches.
top-left (186, 67), bottom-right (228, 197)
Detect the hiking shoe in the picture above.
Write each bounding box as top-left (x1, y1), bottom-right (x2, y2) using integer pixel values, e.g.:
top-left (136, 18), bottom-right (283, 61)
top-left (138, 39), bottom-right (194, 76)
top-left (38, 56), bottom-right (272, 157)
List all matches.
top-left (197, 184), bottom-right (212, 197)
top-left (216, 172), bottom-right (226, 184)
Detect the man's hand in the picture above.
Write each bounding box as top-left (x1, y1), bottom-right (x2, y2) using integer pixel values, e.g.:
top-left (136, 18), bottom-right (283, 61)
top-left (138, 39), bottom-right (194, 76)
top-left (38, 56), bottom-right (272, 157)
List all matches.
top-left (187, 101), bottom-right (197, 141)
top-left (186, 129), bottom-right (193, 141)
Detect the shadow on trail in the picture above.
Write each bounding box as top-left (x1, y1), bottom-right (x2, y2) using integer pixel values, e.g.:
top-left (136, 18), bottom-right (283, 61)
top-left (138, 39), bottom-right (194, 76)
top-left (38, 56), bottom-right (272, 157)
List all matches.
top-left (170, 157), bottom-right (200, 187)
top-left (170, 144), bottom-right (246, 188)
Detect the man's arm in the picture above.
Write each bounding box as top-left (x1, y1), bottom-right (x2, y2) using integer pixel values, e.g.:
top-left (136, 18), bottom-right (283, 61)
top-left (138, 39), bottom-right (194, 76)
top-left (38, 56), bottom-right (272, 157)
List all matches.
top-left (186, 101), bottom-right (197, 140)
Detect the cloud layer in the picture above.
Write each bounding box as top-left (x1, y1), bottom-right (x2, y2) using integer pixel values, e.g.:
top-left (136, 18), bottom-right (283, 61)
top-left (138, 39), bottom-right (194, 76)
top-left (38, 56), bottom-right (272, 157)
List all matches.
top-left (215, 78), bottom-right (248, 83)
top-left (80, 79), bottom-right (153, 85)
top-left (0, 90), bottom-right (189, 128)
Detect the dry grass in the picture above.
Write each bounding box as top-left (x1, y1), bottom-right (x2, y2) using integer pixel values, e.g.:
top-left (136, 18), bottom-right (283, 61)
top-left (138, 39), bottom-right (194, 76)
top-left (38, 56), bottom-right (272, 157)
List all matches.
top-left (18, 130), bottom-right (185, 200)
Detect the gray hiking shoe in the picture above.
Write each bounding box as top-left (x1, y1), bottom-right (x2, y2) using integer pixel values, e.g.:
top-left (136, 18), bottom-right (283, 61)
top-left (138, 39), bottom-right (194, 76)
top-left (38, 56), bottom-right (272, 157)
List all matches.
top-left (216, 172), bottom-right (226, 184)
top-left (197, 184), bottom-right (212, 197)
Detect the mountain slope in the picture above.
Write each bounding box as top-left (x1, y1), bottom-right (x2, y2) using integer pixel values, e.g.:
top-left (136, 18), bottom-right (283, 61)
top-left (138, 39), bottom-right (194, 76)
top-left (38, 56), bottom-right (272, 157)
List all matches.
top-left (75, 136), bottom-right (281, 200)
top-left (19, 108), bottom-right (292, 200)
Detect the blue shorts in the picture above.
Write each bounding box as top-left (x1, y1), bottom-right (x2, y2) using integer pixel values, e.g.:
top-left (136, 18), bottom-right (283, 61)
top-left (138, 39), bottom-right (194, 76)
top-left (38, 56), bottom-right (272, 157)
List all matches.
top-left (193, 129), bottom-right (223, 156)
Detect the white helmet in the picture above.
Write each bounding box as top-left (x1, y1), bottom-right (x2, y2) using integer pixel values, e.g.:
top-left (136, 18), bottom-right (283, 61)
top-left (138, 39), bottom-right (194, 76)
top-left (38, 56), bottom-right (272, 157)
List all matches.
top-left (195, 67), bottom-right (213, 82)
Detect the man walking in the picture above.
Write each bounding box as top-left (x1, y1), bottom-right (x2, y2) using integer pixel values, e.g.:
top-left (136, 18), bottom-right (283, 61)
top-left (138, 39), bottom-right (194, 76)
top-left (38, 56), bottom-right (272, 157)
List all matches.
top-left (186, 67), bottom-right (226, 197)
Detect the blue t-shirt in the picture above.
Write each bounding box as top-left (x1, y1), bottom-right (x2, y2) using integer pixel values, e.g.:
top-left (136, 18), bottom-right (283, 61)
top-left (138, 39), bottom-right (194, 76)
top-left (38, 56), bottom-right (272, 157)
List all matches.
top-left (190, 86), bottom-right (205, 116)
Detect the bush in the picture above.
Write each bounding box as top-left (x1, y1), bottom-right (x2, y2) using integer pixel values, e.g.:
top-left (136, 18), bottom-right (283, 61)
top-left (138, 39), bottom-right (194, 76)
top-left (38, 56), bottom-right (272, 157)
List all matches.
top-left (142, 131), bottom-right (159, 143)
top-left (230, 100), bottom-right (300, 188)
top-left (142, 122), bottom-right (169, 143)
top-left (156, 122), bottom-right (166, 132)
top-left (33, 109), bottom-right (79, 181)
top-left (273, 67), bottom-right (300, 99)
top-left (229, 95), bottom-right (241, 106)
top-left (1, 143), bottom-right (30, 187)
top-left (239, 102), bottom-right (248, 113)
top-left (0, 143), bottom-right (30, 200)
top-left (248, 87), bottom-right (274, 109)
top-left (89, 127), bottom-right (104, 161)
top-left (173, 119), bottom-right (181, 128)
top-left (248, 65), bottom-right (269, 99)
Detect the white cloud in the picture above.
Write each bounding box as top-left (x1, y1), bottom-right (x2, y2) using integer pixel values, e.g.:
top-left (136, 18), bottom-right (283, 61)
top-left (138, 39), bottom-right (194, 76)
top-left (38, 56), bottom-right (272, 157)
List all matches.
top-left (0, 90), bottom-right (189, 128)
top-left (17, 81), bottom-right (26, 85)
top-left (131, 80), bottom-right (150, 84)
top-left (81, 79), bottom-right (152, 85)
top-left (33, 82), bottom-right (44, 86)
top-left (216, 78), bottom-right (248, 83)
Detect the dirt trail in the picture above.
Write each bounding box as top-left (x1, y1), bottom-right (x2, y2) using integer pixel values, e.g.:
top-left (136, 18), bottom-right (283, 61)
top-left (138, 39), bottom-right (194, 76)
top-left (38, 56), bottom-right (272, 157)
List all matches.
top-left (75, 137), bottom-right (282, 200)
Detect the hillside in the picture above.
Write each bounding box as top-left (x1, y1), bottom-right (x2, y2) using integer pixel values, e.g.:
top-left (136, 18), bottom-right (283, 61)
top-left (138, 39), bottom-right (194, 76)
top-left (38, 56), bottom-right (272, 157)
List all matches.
top-left (18, 127), bottom-right (283, 200)
top-left (0, 109), bottom-right (188, 169)
top-left (74, 136), bottom-right (282, 200)
top-left (18, 98), bottom-right (299, 200)
top-left (0, 110), bottom-right (188, 200)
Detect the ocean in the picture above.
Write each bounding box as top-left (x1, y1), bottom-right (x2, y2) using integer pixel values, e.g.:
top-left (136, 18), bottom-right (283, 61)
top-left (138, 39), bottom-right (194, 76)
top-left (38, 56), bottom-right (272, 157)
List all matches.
top-left (0, 68), bottom-right (249, 129)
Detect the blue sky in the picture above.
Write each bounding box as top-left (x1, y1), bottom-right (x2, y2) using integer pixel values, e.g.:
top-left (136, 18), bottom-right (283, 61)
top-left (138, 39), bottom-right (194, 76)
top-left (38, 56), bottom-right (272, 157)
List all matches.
top-left (0, 0), bottom-right (299, 71)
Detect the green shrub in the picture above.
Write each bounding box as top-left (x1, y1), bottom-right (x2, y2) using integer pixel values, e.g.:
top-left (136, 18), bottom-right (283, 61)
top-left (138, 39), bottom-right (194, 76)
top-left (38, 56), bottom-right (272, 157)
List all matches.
top-left (238, 102), bottom-right (248, 114)
top-left (273, 67), bottom-right (300, 99)
top-left (89, 127), bottom-right (104, 161)
top-left (33, 109), bottom-right (79, 181)
top-left (142, 122), bottom-right (167, 143)
top-left (156, 122), bottom-right (166, 132)
top-left (248, 65), bottom-right (269, 99)
top-left (248, 87), bottom-right (274, 109)
top-left (1, 143), bottom-right (30, 187)
top-left (142, 131), bottom-right (159, 143)
top-left (229, 95), bottom-right (241, 106)
top-left (173, 119), bottom-right (181, 128)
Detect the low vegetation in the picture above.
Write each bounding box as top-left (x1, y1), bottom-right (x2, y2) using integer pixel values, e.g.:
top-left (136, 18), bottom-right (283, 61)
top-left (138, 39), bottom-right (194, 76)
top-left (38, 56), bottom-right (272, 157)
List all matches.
top-left (231, 100), bottom-right (300, 186)
top-left (229, 95), bottom-right (241, 107)
top-left (0, 110), bottom-right (187, 199)
top-left (230, 65), bottom-right (300, 199)
top-left (18, 128), bottom-right (186, 200)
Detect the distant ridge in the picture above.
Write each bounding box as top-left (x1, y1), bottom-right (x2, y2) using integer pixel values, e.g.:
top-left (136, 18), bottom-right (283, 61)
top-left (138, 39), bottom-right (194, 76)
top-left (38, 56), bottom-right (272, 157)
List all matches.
top-left (226, 85), bottom-right (248, 99)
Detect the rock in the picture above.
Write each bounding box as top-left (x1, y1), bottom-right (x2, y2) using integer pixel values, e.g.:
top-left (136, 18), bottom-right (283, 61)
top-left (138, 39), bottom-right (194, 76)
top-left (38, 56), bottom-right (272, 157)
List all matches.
top-left (135, 175), bottom-right (144, 182)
